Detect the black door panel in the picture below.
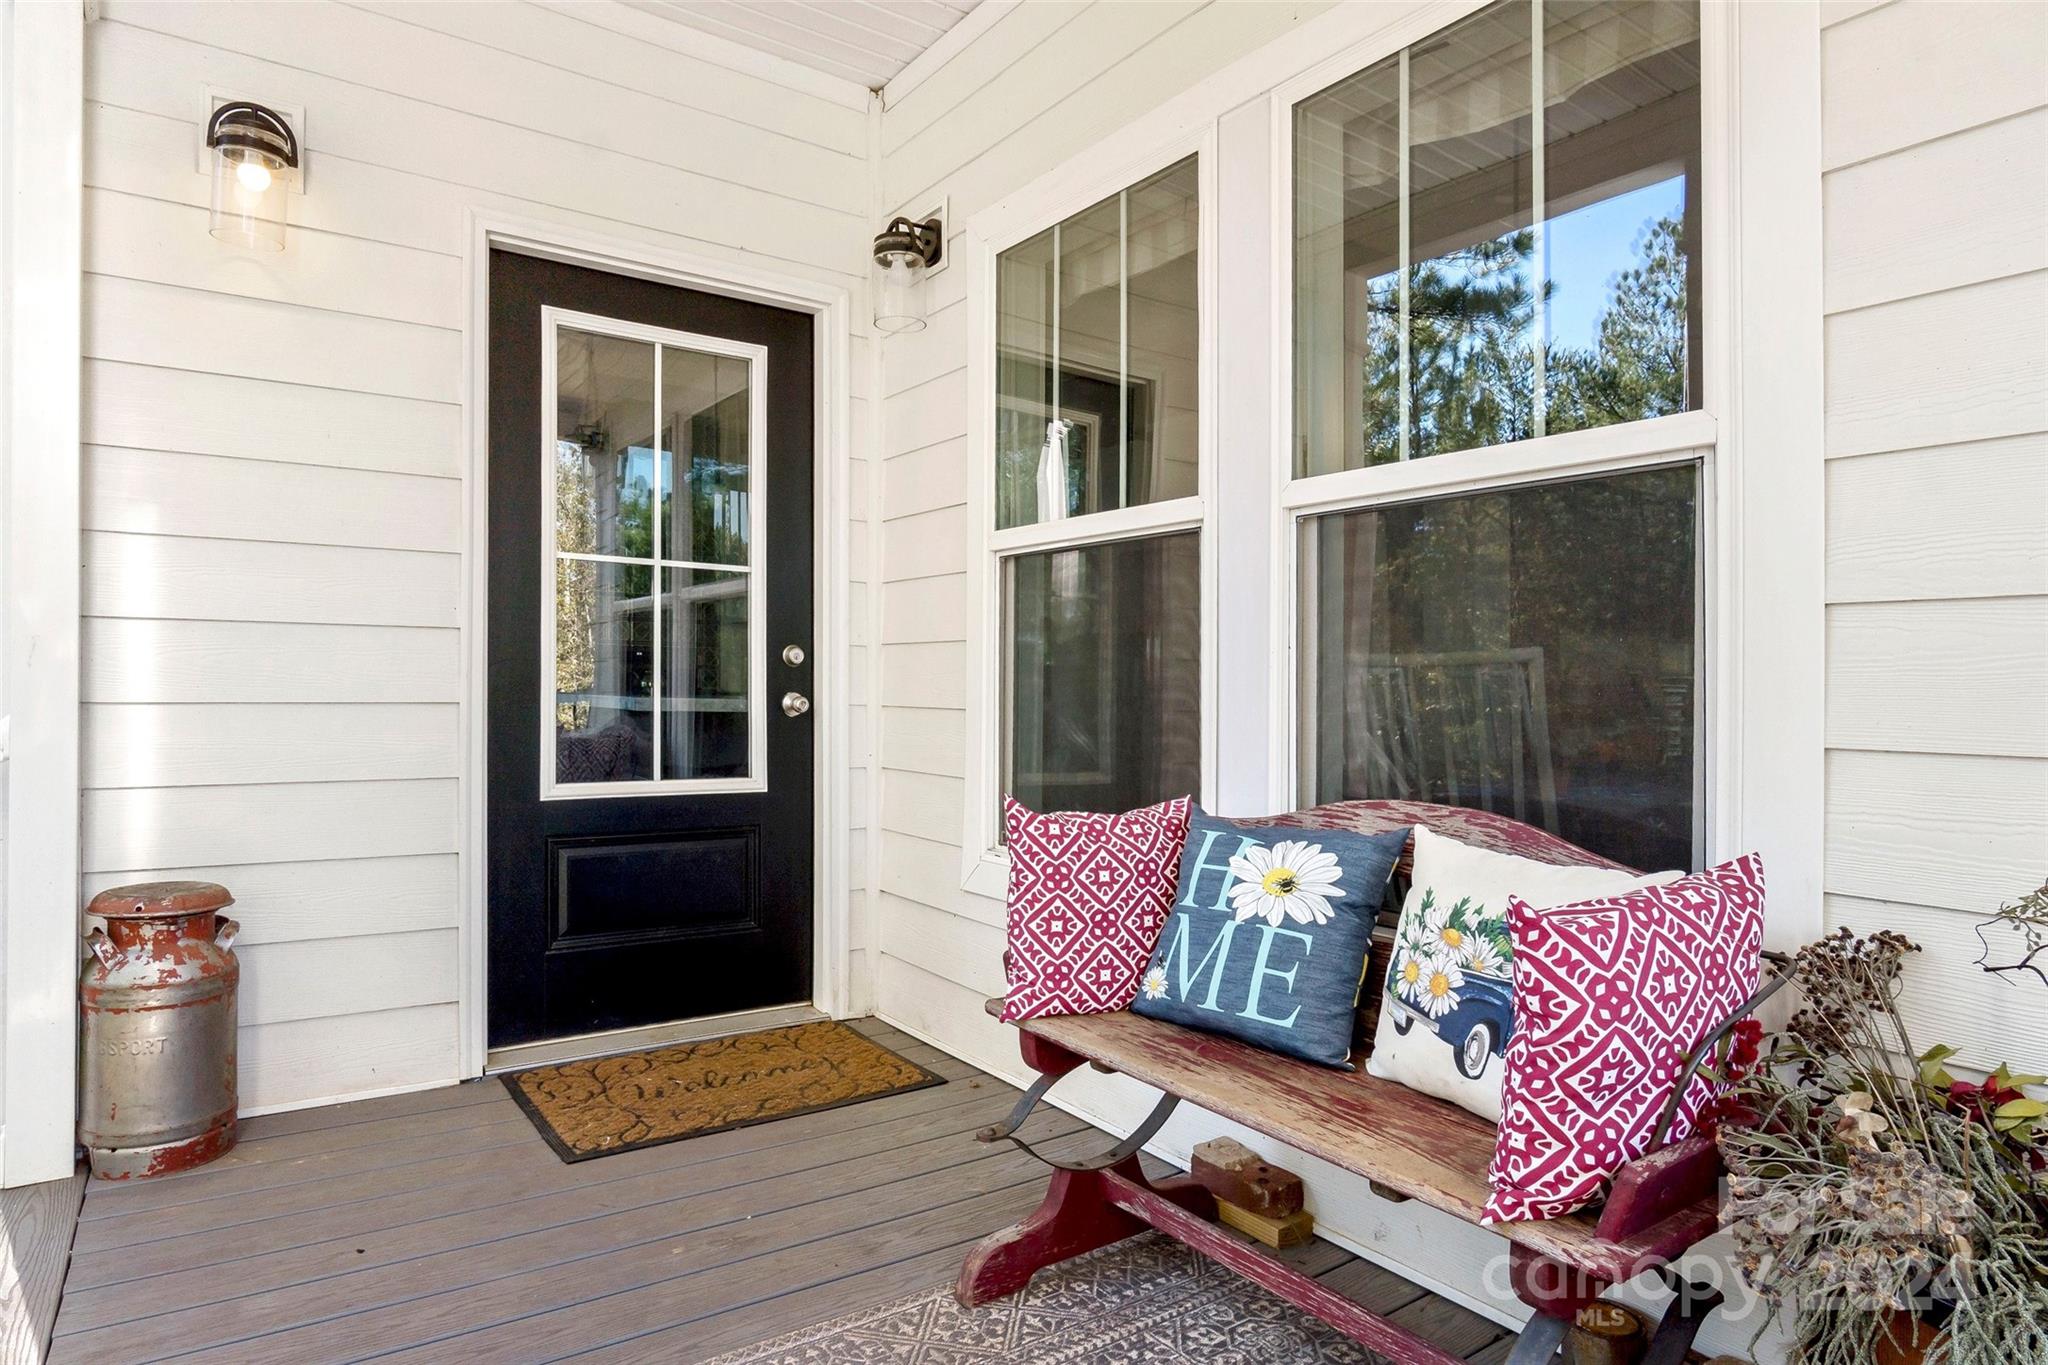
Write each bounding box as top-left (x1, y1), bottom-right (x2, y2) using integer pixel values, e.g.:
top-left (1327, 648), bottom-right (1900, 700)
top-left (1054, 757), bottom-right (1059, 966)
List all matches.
top-left (487, 251), bottom-right (814, 1047)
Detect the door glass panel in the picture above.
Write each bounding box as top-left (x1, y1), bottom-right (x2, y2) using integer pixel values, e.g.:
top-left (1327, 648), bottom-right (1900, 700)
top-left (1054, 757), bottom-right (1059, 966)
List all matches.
top-left (661, 567), bottom-right (749, 780)
top-left (555, 558), bottom-right (654, 783)
top-left (1002, 530), bottom-right (1201, 817)
top-left (549, 316), bottom-right (760, 791)
top-left (1297, 465), bottom-right (1698, 871)
top-left (661, 347), bottom-right (751, 566)
top-left (555, 329), bottom-right (656, 559)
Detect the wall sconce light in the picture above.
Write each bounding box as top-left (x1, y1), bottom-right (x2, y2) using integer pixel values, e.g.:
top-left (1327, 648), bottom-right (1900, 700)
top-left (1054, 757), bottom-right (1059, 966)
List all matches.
top-left (205, 101), bottom-right (299, 251)
top-left (871, 215), bottom-right (942, 334)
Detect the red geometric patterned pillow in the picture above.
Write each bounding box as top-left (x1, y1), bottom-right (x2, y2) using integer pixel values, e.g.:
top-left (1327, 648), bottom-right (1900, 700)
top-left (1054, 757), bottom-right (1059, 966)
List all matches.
top-left (1484, 853), bottom-right (1765, 1223)
top-left (1000, 795), bottom-right (1192, 1023)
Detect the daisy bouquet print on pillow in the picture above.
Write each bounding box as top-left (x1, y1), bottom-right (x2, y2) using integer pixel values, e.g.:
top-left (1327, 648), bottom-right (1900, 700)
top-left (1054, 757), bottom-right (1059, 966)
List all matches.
top-left (999, 796), bottom-right (1192, 1023)
top-left (1130, 810), bottom-right (1408, 1067)
top-left (1484, 852), bottom-right (1766, 1224)
top-left (1367, 827), bottom-right (1683, 1122)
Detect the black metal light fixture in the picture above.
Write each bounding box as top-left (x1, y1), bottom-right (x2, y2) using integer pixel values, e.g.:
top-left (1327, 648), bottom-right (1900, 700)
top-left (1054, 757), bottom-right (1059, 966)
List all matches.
top-left (205, 101), bottom-right (299, 251)
top-left (872, 215), bottom-right (942, 334)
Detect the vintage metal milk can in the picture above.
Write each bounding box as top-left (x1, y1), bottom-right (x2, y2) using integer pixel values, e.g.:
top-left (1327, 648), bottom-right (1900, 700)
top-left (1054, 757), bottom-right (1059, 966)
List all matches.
top-left (79, 881), bottom-right (240, 1179)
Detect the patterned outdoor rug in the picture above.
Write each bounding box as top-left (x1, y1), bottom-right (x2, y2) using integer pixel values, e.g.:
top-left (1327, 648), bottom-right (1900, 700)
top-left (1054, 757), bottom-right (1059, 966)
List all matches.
top-left (501, 1021), bottom-right (945, 1162)
top-left (703, 1233), bottom-right (1390, 1363)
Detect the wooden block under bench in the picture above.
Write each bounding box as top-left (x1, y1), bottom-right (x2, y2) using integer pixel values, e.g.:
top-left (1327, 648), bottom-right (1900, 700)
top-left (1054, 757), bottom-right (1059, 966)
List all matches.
top-left (1190, 1136), bottom-right (1304, 1216)
top-left (1216, 1198), bottom-right (1315, 1249)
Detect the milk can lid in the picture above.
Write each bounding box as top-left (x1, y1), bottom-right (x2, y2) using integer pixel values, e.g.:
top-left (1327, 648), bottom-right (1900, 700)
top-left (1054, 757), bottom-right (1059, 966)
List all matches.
top-left (86, 880), bottom-right (235, 919)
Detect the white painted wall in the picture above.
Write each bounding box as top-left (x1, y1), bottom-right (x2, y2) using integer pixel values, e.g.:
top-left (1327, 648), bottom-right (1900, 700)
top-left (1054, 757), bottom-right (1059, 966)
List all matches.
top-left (1815, 0), bottom-right (2048, 1075)
top-left (73, 0), bottom-right (877, 1113)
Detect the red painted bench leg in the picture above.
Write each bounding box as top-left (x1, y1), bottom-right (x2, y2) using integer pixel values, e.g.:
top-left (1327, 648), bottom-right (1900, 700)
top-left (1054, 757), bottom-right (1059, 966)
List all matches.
top-left (955, 1156), bottom-right (1216, 1307)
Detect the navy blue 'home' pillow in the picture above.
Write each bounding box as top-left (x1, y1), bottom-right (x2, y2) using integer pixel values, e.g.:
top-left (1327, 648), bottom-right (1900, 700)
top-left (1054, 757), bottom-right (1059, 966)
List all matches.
top-left (1129, 811), bottom-right (1409, 1067)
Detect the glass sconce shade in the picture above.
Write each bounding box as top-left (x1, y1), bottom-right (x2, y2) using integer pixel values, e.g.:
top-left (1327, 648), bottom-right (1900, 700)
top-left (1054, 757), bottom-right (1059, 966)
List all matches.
top-left (871, 216), bottom-right (941, 334)
top-left (206, 102), bottom-right (298, 251)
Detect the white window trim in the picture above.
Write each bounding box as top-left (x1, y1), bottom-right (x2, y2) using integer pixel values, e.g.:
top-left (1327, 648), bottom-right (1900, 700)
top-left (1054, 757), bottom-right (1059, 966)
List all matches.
top-left (955, 1), bottom-right (1821, 943)
top-left (960, 126), bottom-right (1221, 900)
top-left (1264, 0), bottom-right (1823, 936)
top-left (538, 306), bottom-right (770, 801)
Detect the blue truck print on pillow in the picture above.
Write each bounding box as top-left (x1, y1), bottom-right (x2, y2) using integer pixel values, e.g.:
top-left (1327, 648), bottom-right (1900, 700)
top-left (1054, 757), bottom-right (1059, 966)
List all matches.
top-left (1130, 813), bottom-right (1408, 1067)
top-left (1382, 890), bottom-right (1514, 1081)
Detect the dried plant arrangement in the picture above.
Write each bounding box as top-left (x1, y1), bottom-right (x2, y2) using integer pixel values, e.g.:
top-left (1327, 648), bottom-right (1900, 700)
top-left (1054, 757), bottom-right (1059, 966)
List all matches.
top-left (1976, 882), bottom-right (2048, 989)
top-left (1715, 928), bottom-right (2048, 1365)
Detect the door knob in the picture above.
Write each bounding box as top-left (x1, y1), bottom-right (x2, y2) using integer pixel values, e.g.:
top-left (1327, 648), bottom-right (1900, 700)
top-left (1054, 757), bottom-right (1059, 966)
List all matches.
top-left (781, 691), bottom-right (810, 718)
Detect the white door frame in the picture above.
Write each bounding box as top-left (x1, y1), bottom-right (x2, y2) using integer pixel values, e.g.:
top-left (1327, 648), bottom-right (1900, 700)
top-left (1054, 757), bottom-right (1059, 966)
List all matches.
top-left (460, 211), bottom-right (855, 1078)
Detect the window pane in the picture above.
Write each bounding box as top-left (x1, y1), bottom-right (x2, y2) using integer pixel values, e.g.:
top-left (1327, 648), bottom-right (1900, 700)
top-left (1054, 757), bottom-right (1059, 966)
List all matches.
top-left (556, 329), bottom-right (656, 559)
top-left (995, 155), bottom-right (1199, 529)
top-left (661, 347), bottom-right (751, 566)
top-left (1294, 49), bottom-right (1401, 473)
top-left (1298, 466), bottom-right (1697, 870)
top-left (1407, 1), bottom-right (1536, 458)
top-left (1124, 157), bottom-right (1200, 506)
top-left (1541, 0), bottom-right (1701, 433)
top-left (995, 228), bottom-right (1055, 529)
top-left (1003, 531), bottom-right (1201, 815)
top-left (660, 567), bottom-right (749, 780)
top-left (1055, 193), bottom-right (1126, 520)
top-left (1292, 0), bottom-right (1701, 476)
top-left (555, 558), bottom-right (654, 784)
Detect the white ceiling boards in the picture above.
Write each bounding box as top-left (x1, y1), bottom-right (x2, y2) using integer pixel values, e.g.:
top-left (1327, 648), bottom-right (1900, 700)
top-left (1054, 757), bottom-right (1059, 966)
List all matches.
top-left (624, 0), bottom-right (988, 91)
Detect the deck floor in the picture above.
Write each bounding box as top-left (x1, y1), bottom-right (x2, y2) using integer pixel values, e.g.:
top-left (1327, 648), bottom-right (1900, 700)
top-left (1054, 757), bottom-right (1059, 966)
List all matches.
top-left (48, 1020), bottom-right (1522, 1363)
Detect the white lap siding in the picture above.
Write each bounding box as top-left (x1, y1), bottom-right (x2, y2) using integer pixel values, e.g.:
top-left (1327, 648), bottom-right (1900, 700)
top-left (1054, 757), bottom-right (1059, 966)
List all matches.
top-left (1817, 0), bottom-right (2048, 1076)
top-left (77, 0), bottom-right (875, 1111)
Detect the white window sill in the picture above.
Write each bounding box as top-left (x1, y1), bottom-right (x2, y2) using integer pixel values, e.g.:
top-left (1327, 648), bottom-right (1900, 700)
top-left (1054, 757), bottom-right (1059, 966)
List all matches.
top-left (962, 847), bottom-right (1009, 901)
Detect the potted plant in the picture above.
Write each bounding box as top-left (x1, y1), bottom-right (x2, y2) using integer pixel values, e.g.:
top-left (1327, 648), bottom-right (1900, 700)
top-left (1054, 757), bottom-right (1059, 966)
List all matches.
top-left (1713, 928), bottom-right (2048, 1365)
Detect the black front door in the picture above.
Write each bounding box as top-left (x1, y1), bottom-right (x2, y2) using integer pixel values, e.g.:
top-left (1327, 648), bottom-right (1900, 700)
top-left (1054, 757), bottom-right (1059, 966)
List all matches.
top-left (487, 250), bottom-right (814, 1048)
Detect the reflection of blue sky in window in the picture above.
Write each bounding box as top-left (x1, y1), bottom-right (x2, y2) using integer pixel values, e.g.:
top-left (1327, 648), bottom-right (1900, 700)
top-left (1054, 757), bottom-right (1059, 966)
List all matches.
top-left (1545, 176), bottom-right (1685, 352)
top-left (1361, 177), bottom-right (1687, 350)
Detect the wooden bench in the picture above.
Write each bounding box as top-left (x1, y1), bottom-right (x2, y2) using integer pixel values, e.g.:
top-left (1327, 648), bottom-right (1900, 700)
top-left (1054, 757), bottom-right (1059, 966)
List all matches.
top-left (957, 800), bottom-right (1778, 1365)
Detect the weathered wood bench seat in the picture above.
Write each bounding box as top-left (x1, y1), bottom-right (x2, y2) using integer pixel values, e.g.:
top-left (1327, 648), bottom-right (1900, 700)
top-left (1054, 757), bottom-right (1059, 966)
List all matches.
top-left (957, 800), bottom-right (1768, 1365)
top-left (988, 1000), bottom-right (1721, 1287)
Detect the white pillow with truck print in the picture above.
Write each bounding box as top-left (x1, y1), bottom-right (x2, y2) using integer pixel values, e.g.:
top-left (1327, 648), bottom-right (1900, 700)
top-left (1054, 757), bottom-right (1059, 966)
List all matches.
top-left (1364, 826), bottom-right (1682, 1121)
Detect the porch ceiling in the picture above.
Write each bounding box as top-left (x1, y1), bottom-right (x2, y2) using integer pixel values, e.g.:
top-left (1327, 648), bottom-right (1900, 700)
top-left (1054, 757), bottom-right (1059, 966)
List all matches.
top-left (622, 0), bottom-right (987, 91)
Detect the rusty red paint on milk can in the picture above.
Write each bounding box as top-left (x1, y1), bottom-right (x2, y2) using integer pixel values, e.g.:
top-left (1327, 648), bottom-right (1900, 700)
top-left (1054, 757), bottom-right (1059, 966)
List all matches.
top-left (79, 881), bottom-right (241, 1179)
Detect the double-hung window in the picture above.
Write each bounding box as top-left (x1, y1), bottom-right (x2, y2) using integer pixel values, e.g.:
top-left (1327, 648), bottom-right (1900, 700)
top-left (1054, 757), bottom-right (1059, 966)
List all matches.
top-left (987, 153), bottom-right (1205, 828)
top-left (1289, 0), bottom-right (1705, 872)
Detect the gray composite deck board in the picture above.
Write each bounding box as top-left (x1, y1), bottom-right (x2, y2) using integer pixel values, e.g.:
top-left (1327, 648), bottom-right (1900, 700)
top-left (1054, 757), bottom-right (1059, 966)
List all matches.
top-left (49, 1019), bottom-right (1521, 1363)
top-left (1, 1167), bottom-right (87, 1364)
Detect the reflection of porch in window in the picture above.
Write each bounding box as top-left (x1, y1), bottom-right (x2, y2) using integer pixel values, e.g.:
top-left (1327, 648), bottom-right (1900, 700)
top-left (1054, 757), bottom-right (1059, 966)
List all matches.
top-left (1294, 0), bottom-right (1703, 472)
top-left (1344, 647), bottom-right (1559, 833)
top-left (556, 570), bottom-right (747, 784)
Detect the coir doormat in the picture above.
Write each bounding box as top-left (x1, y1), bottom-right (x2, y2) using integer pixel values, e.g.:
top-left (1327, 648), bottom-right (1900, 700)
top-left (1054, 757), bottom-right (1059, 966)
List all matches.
top-left (501, 1020), bottom-right (946, 1162)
